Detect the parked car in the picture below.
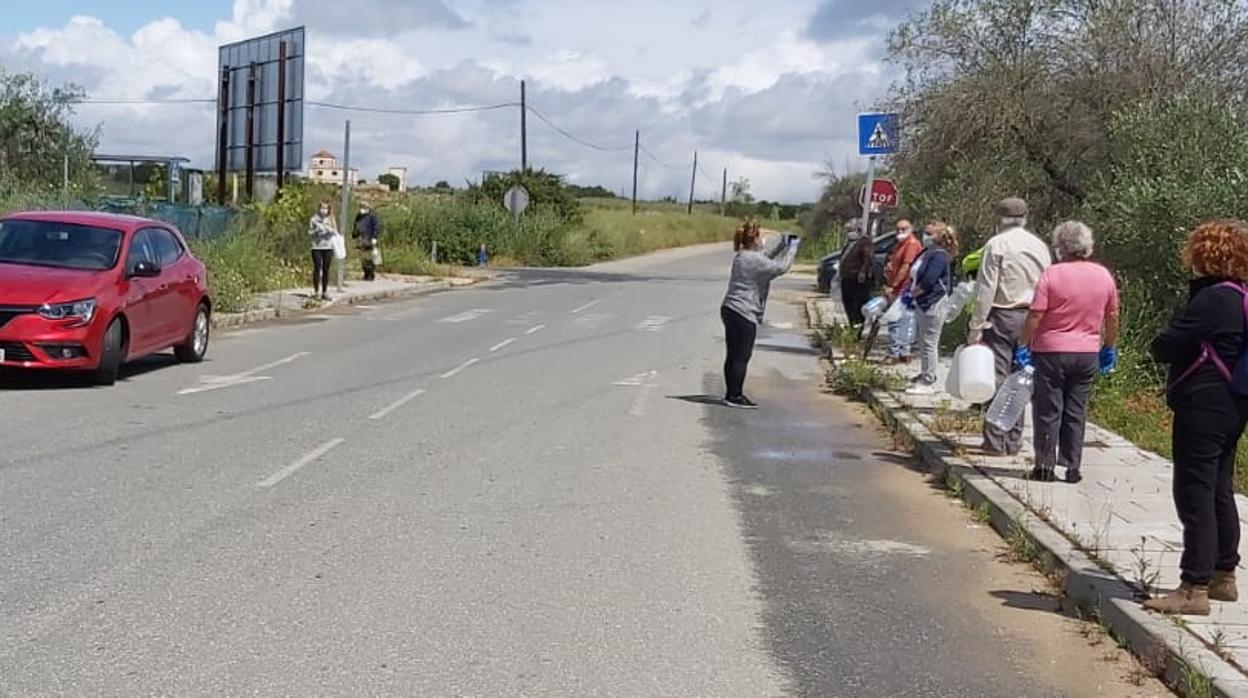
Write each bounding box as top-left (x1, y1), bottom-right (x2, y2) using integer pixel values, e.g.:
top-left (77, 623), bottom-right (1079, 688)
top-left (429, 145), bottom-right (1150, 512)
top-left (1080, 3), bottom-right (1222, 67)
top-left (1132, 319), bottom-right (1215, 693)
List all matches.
top-left (816, 231), bottom-right (898, 294)
top-left (0, 211), bottom-right (212, 385)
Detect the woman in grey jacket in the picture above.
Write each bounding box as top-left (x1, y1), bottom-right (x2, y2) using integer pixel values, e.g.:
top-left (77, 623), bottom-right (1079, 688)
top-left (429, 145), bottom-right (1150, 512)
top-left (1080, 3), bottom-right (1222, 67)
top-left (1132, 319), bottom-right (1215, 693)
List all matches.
top-left (721, 223), bottom-right (800, 408)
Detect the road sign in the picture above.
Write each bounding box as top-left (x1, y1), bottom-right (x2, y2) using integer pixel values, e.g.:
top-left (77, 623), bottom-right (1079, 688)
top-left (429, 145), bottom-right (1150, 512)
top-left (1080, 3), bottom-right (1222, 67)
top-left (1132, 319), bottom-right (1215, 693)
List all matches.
top-left (504, 186), bottom-right (530, 217)
top-left (858, 112), bottom-right (900, 156)
top-left (859, 178), bottom-right (899, 209)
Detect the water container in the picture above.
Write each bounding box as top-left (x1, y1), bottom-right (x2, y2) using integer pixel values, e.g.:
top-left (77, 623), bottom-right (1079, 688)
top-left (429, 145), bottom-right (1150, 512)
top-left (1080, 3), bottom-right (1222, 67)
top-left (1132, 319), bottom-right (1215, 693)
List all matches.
top-left (956, 344), bottom-right (996, 403)
top-left (985, 366), bottom-right (1036, 430)
top-left (943, 281), bottom-right (976, 324)
top-left (862, 296), bottom-right (888, 322)
top-left (881, 296), bottom-right (906, 324)
top-left (946, 346), bottom-right (963, 396)
top-left (895, 308), bottom-right (918, 345)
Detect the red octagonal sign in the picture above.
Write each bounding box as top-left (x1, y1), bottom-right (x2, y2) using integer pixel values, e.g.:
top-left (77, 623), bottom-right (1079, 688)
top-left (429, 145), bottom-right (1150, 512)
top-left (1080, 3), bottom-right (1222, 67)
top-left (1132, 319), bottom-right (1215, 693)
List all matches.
top-left (859, 178), bottom-right (900, 209)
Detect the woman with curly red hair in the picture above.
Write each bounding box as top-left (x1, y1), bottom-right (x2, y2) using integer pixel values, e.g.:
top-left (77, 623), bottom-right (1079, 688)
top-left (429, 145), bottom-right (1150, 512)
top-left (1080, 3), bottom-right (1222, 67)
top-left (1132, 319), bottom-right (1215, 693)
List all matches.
top-left (1147, 219), bottom-right (1248, 615)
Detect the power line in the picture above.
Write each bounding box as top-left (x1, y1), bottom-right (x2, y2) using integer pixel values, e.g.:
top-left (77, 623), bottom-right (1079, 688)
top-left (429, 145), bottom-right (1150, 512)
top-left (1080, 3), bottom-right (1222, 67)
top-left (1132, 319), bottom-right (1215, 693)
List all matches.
top-left (307, 100), bottom-right (519, 115)
top-left (639, 144), bottom-right (682, 170)
top-left (73, 98), bottom-right (216, 105)
top-left (524, 104), bottom-right (633, 152)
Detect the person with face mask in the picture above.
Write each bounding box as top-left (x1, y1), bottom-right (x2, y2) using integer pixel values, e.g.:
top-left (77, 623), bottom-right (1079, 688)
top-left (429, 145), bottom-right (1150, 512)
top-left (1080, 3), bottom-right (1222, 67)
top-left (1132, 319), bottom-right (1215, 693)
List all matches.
top-left (354, 203), bottom-right (382, 281)
top-left (905, 222), bottom-right (958, 394)
top-left (308, 199), bottom-right (338, 301)
top-left (967, 198), bottom-right (1051, 455)
top-left (881, 219), bottom-right (924, 364)
top-left (838, 219), bottom-right (874, 327)
top-left (1145, 219), bottom-right (1248, 616)
top-left (1014, 221), bottom-right (1119, 483)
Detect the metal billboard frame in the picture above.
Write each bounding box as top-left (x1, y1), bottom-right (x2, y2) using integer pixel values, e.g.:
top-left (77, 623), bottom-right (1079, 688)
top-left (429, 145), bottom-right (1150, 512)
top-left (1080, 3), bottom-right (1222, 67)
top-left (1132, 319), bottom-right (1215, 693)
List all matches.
top-left (215, 26), bottom-right (306, 201)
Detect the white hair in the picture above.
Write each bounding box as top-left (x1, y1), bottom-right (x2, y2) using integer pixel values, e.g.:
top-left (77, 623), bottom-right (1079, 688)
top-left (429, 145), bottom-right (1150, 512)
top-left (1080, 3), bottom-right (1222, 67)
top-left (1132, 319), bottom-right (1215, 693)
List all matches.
top-left (1051, 220), bottom-right (1094, 260)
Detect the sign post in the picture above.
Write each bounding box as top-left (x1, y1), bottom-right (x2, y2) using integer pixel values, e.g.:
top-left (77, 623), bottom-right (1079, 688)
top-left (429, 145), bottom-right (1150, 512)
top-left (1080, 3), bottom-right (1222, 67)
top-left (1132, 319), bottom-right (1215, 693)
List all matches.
top-left (856, 112), bottom-right (900, 238)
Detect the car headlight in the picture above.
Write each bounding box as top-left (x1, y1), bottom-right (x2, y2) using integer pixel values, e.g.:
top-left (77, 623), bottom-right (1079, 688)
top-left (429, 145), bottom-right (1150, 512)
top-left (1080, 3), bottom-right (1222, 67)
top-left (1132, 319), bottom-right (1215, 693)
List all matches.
top-left (38, 298), bottom-right (97, 324)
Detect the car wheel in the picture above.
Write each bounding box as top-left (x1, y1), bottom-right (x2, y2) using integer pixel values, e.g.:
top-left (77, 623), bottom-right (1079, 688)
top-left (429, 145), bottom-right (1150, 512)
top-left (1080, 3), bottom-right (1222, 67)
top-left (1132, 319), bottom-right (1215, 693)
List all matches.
top-left (93, 319), bottom-right (125, 386)
top-left (175, 304), bottom-right (210, 363)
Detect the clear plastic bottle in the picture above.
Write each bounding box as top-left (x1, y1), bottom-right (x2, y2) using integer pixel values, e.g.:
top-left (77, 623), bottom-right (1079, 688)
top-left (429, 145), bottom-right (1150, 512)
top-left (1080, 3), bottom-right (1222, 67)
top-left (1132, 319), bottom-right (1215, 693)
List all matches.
top-left (943, 281), bottom-right (976, 324)
top-left (862, 296), bottom-right (887, 323)
top-left (896, 308), bottom-right (918, 344)
top-left (985, 366), bottom-right (1035, 430)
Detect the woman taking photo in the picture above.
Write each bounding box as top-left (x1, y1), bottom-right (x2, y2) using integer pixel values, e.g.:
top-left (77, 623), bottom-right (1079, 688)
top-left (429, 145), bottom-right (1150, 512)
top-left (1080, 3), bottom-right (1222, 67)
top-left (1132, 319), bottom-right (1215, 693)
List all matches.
top-left (721, 222), bottom-right (799, 409)
top-left (1146, 219), bottom-right (1248, 616)
top-left (1015, 221), bottom-right (1119, 483)
top-left (905, 222), bottom-right (958, 395)
top-left (308, 200), bottom-right (338, 301)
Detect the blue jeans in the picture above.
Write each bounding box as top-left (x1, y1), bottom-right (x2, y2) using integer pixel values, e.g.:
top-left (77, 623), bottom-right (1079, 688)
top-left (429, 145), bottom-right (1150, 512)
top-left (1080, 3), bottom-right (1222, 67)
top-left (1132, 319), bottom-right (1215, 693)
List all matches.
top-left (888, 320), bottom-right (911, 358)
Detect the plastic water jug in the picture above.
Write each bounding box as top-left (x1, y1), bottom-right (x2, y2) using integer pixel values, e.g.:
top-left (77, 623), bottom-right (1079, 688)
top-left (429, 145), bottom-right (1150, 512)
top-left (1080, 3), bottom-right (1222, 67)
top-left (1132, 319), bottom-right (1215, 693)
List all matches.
top-left (955, 344), bottom-right (996, 403)
top-left (943, 281), bottom-right (976, 324)
top-left (986, 366), bottom-right (1035, 430)
top-left (881, 297), bottom-right (906, 324)
top-left (862, 296), bottom-right (887, 322)
top-left (895, 308), bottom-right (918, 345)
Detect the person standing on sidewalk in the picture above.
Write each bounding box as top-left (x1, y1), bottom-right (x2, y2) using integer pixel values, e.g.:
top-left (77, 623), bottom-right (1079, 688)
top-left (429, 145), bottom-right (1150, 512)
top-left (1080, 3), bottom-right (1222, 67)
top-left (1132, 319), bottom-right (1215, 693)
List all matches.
top-left (308, 199), bottom-right (338, 301)
top-left (1014, 221), bottom-right (1119, 483)
top-left (1145, 219), bottom-right (1248, 616)
top-left (882, 219), bottom-right (924, 364)
top-left (721, 224), bottom-right (800, 409)
top-left (839, 219), bottom-right (874, 327)
top-left (968, 197), bottom-right (1051, 455)
top-left (905, 222), bottom-right (958, 395)
top-left (353, 203), bottom-right (382, 281)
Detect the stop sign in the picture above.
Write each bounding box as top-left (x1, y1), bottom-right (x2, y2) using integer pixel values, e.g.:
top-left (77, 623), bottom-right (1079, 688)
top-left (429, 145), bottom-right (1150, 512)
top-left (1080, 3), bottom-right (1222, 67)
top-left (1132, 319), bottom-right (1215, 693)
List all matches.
top-left (859, 178), bottom-right (900, 209)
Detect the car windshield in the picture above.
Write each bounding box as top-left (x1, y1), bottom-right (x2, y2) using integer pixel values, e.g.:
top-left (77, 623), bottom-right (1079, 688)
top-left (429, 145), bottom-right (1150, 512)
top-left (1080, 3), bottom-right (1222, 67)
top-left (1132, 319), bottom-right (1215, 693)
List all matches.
top-left (0, 220), bottom-right (123, 271)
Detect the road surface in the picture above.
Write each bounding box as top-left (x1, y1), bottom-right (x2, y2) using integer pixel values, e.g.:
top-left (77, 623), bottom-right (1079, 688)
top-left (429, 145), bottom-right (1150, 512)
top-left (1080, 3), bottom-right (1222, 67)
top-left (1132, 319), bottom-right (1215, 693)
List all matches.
top-left (0, 245), bottom-right (1166, 696)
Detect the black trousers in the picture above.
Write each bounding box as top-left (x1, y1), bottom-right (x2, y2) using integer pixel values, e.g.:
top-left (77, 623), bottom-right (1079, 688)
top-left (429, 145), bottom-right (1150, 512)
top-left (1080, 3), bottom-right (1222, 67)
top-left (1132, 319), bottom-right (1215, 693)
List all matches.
top-left (840, 277), bottom-right (871, 326)
top-left (311, 249), bottom-right (333, 295)
top-left (1172, 393), bottom-right (1247, 584)
top-left (721, 306), bottom-right (757, 399)
top-left (1031, 352), bottom-right (1098, 473)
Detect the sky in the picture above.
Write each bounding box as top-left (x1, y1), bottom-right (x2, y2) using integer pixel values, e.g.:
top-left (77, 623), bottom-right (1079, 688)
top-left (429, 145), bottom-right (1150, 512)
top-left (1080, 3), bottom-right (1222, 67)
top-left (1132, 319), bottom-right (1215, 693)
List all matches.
top-left (1, 0), bottom-right (928, 203)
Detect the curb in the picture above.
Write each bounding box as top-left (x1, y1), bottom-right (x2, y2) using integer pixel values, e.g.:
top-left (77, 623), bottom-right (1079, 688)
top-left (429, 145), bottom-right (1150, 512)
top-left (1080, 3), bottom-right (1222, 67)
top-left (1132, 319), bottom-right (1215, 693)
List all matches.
top-left (211, 276), bottom-right (483, 330)
top-left (862, 386), bottom-right (1248, 697)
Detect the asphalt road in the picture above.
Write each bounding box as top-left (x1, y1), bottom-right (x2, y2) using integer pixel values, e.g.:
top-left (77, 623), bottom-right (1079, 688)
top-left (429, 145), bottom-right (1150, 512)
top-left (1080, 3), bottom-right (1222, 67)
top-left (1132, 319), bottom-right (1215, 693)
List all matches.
top-left (0, 245), bottom-right (1164, 696)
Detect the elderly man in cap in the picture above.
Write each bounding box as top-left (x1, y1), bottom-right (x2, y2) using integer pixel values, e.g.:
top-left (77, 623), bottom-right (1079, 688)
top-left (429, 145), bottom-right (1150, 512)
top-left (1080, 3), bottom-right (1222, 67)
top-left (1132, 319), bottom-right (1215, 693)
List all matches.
top-left (838, 219), bottom-right (875, 327)
top-left (969, 197), bottom-right (1052, 455)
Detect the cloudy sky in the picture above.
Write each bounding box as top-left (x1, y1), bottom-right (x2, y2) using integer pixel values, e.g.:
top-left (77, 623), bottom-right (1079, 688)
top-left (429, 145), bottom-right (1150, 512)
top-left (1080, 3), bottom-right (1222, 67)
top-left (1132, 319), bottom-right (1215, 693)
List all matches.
top-left (2, 0), bottom-right (927, 203)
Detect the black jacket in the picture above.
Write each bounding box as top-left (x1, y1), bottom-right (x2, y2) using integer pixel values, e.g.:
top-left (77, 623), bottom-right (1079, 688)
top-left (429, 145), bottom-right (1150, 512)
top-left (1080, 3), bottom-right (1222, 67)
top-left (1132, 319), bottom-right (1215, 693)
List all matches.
top-left (839, 236), bottom-right (874, 281)
top-left (1151, 276), bottom-right (1246, 409)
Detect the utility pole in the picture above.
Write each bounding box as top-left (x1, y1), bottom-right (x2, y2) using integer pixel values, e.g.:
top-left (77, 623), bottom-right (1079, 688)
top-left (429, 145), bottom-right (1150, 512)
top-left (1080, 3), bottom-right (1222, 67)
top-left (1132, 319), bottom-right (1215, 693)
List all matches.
top-left (631, 130), bottom-right (639, 216)
top-left (338, 119), bottom-right (352, 291)
top-left (720, 167), bottom-right (727, 216)
top-left (520, 80), bottom-right (528, 173)
top-left (687, 150), bottom-right (698, 215)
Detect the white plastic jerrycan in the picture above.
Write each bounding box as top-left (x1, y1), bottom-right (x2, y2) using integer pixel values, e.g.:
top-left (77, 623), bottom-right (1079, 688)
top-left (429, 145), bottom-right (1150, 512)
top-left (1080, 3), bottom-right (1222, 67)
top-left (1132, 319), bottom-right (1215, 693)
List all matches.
top-left (956, 344), bottom-right (996, 403)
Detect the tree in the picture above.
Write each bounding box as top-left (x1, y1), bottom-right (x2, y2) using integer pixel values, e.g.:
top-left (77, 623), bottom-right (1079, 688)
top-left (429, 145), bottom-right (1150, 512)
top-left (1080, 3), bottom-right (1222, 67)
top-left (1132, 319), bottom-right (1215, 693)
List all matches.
top-left (730, 177), bottom-right (754, 204)
top-left (434, 180), bottom-right (451, 190)
top-left (0, 69), bottom-right (98, 191)
top-left (377, 173), bottom-right (400, 191)
top-left (470, 168), bottom-right (582, 223)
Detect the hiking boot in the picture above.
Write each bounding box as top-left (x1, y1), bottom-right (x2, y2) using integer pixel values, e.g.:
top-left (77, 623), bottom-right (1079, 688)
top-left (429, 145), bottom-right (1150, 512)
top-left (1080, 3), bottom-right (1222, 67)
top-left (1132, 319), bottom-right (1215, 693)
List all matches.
top-left (1210, 571), bottom-right (1239, 602)
top-left (1028, 466), bottom-right (1056, 482)
top-left (1064, 468), bottom-right (1083, 484)
top-left (1143, 582), bottom-right (1211, 616)
top-left (724, 395), bottom-right (759, 410)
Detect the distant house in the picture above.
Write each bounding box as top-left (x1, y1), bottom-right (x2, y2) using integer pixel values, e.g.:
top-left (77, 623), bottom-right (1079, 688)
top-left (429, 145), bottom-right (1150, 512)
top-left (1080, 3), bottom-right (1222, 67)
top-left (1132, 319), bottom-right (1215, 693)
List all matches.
top-left (307, 150), bottom-right (358, 186)
top-left (387, 166), bottom-right (408, 191)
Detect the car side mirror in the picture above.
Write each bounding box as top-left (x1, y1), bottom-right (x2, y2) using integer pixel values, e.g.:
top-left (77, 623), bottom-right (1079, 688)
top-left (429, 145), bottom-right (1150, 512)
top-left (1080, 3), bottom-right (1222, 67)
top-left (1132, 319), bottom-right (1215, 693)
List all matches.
top-left (130, 260), bottom-right (162, 278)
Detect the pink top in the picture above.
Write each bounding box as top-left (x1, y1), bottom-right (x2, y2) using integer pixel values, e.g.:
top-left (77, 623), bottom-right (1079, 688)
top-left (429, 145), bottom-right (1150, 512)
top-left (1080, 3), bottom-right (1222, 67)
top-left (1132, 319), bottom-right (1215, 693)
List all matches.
top-left (1030, 260), bottom-right (1119, 353)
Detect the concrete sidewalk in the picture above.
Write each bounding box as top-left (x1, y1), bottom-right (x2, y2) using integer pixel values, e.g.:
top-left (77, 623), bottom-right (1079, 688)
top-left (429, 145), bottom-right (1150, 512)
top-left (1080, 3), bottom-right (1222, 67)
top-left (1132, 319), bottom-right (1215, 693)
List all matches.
top-left (212, 273), bottom-right (483, 329)
top-left (810, 295), bottom-right (1248, 697)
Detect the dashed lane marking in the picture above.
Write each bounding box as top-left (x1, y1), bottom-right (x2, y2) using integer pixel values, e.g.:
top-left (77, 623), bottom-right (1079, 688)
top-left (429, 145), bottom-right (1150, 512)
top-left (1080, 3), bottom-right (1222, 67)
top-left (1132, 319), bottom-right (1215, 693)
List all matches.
top-left (369, 388), bottom-right (427, 420)
top-left (441, 358), bottom-right (480, 379)
top-left (256, 438), bottom-right (345, 488)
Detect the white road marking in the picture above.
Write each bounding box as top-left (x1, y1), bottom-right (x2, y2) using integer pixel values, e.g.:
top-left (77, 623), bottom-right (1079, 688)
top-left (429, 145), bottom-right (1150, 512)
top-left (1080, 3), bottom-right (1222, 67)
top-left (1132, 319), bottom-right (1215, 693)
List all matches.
top-left (634, 315), bottom-right (672, 332)
top-left (571, 299), bottom-right (603, 314)
top-left (572, 312), bottom-right (610, 328)
top-left (369, 388), bottom-right (427, 420)
top-left (441, 357), bottom-right (480, 378)
top-left (438, 309), bottom-right (494, 323)
top-left (524, 324), bottom-right (546, 335)
top-left (612, 370), bottom-right (659, 416)
top-left (490, 337), bottom-right (517, 352)
top-left (178, 352), bottom-right (311, 395)
top-left (257, 438), bottom-right (345, 488)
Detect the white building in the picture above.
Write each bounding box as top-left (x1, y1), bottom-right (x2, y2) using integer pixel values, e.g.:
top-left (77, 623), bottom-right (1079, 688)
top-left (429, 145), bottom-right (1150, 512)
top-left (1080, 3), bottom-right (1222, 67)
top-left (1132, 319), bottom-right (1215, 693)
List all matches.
top-left (307, 150), bottom-right (358, 186)
top-left (387, 166), bottom-right (408, 191)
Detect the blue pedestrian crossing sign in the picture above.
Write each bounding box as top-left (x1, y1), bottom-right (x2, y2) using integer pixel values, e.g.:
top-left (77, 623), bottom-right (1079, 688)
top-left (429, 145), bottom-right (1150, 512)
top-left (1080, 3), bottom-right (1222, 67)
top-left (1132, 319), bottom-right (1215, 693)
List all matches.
top-left (858, 112), bottom-right (900, 156)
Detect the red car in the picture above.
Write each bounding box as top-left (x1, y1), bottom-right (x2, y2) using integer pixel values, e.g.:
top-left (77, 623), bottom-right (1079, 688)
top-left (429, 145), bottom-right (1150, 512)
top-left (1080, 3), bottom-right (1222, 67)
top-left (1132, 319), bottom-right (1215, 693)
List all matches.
top-left (0, 211), bottom-right (212, 385)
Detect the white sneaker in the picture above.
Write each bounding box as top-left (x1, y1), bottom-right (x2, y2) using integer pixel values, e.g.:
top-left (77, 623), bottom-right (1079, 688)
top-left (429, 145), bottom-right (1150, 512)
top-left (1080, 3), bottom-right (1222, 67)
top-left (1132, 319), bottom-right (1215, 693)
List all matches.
top-left (905, 382), bottom-right (936, 395)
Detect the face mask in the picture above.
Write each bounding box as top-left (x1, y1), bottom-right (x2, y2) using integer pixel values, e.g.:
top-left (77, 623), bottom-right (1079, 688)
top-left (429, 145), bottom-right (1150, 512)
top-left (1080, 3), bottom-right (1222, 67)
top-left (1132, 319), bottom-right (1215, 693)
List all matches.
top-left (896, 229), bottom-right (912, 240)
top-left (319, 207), bottom-right (329, 216)
top-left (360, 208), bottom-right (368, 215)
top-left (922, 234), bottom-right (935, 248)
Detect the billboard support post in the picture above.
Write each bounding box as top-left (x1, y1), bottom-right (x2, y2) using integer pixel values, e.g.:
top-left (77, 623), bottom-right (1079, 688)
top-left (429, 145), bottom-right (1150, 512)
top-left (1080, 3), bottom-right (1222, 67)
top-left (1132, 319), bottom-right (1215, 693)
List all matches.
top-left (244, 61), bottom-right (257, 200)
top-left (217, 66), bottom-right (230, 204)
top-left (276, 41), bottom-right (287, 192)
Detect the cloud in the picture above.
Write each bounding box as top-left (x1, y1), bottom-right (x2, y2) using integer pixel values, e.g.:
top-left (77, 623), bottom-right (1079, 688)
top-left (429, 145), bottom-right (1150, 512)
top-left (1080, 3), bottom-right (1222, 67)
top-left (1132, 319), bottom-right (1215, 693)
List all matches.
top-left (804, 0), bottom-right (926, 42)
top-left (290, 0), bottom-right (470, 34)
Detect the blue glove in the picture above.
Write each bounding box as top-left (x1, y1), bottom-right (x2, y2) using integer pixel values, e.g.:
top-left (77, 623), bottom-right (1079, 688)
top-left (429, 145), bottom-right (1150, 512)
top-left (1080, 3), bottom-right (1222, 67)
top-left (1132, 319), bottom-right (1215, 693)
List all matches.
top-left (1013, 346), bottom-right (1032, 369)
top-left (901, 289), bottom-right (915, 309)
top-left (1099, 346), bottom-right (1117, 375)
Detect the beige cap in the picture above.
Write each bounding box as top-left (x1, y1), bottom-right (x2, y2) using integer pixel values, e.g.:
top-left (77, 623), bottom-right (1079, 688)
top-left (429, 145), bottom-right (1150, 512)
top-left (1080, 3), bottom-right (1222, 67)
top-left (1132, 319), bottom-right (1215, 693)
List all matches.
top-left (993, 197), bottom-right (1028, 218)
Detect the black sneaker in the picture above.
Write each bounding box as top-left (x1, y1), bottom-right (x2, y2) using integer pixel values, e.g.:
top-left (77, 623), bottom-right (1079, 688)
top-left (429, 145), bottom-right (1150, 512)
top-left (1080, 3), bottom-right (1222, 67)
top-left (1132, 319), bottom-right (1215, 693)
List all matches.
top-left (1064, 468), bottom-right (1083, 484)
top-left (1028, 466), bottom-right (1056, 482)
top-left (724, 395), bottom-right (759, 409)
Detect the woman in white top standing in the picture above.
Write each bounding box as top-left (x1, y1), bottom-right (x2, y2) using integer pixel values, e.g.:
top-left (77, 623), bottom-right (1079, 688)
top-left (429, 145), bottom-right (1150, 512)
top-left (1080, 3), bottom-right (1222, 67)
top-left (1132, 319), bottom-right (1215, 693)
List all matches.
top-left (308, 199), bottom-right (339, 301)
